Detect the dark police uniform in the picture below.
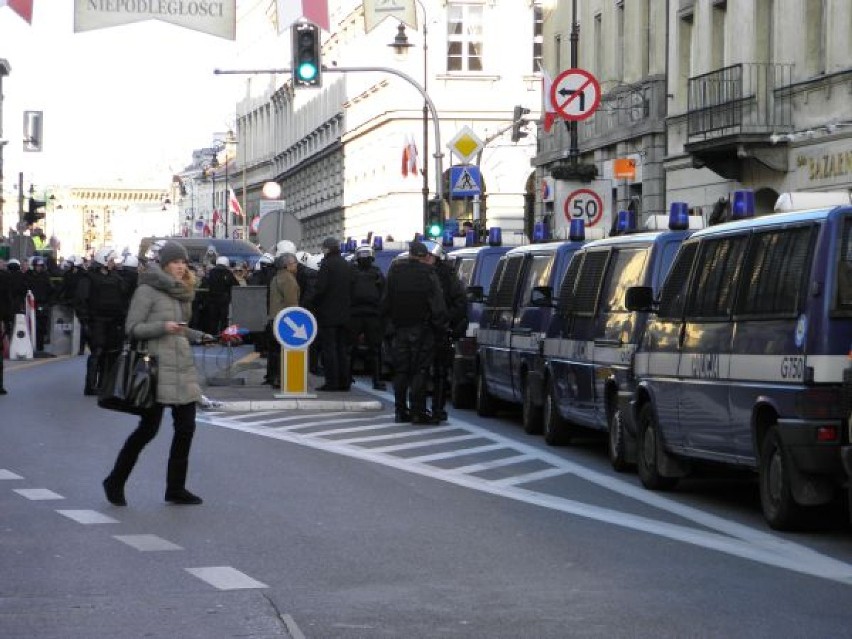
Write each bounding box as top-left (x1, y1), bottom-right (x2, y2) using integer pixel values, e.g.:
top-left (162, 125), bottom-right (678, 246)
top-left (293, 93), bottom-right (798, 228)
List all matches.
top-left (349, 251), bottom-right (387, 389)
top-left (382, 243), bottom-right (447, 424)
top-left (431, 258), bottom-right (468, 421)
top-left (311, 239), bottom-right (354, 391)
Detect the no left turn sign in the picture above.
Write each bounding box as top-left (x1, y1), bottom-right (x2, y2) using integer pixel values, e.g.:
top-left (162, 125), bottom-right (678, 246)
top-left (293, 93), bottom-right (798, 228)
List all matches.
top-left (564, 188), bottom-right (604, 228)
top-left (550, 68), bottom-right (601, 122)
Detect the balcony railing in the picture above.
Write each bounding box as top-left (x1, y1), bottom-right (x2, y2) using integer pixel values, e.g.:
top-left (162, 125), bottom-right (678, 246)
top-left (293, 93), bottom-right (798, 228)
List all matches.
top-left (687, 62), bottom-right (793, 140)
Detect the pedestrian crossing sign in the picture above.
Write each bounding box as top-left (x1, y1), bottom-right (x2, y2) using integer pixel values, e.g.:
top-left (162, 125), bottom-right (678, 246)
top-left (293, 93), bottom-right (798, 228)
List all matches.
top-left (449, 165), bottom-right (481, 198)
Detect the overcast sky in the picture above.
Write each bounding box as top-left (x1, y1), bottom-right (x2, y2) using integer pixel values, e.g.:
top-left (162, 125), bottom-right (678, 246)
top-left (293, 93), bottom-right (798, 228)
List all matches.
top-left (1, 2), bottom-right (245, 190)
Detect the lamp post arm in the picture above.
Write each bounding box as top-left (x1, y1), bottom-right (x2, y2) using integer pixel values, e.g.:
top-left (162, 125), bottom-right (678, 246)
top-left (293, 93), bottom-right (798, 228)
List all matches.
top-left (215, 66), bottom-right (444, 202)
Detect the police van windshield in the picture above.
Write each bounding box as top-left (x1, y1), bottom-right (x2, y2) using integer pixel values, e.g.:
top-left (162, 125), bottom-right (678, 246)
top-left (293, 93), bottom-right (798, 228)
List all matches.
top-left (455, 257), bottom-right (477, 287)
top-left (838, 217), bottom-right (852, 308)
top-left (476, 253), bottom-right (503, 290)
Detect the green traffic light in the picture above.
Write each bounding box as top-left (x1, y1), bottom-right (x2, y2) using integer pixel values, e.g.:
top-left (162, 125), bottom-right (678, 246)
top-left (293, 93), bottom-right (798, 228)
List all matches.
top-left (297, 62), bottom-right (317, 81)
top-left (427, 223), bottom-right (442, 238)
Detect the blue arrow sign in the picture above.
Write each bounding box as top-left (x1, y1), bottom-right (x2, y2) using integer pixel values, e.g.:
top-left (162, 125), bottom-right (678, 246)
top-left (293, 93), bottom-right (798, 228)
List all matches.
top-left (273, 307), bottom-right (318, 349)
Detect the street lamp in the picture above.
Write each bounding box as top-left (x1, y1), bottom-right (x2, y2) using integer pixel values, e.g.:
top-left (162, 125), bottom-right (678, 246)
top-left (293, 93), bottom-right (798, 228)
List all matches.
top-left (388, 0), bottom-right (430, 232)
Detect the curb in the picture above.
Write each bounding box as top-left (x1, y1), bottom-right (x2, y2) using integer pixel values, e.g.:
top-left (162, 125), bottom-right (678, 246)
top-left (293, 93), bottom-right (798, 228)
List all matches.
top-left (202, 399), bottom-right (384, 412)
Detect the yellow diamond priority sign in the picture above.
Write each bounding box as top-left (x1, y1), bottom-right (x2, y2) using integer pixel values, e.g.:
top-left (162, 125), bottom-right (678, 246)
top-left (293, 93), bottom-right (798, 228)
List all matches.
top-left (449, 126), bottom-right (484, 164)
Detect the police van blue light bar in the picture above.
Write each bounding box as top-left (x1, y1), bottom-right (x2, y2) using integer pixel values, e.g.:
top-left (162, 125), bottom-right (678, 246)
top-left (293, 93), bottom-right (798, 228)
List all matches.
top-left (532, 221), bottom-right (550, 243)
top-left (442, 229), bottom-right (454, 247)
top-left (465, 229), bottom-right (476, 247)
top-left (615, 210), bottom-right (636, 233)
top-left (669, 202), bottom-right (689, 230)
top-left (372, 236), bottom-right (383, 252)
top-left (732, 189), bottom-right (755, 219)
top-left (569, 218), bottom-right (585, 241)
top-left (488, 227), bottom-right (502, 246)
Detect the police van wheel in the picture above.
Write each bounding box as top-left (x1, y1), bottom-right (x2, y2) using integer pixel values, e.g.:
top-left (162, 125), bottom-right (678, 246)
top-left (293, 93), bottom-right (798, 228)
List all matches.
top-left (637, 403), bottom-right (676, 490)
top-left (522, 385), bottom-right (543, 435)
top-left (759, 426), bottom-right (806, 531)
top-left (475, 369), bottom-right (496, 417)
top-left (542, 385), bottom-right (571, 446)
top-left (608, 406), bottom-right (630, 472)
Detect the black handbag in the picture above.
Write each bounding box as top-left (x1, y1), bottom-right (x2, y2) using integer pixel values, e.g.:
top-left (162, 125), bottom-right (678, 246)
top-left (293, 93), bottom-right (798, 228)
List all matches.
top-left (97, 341), bottom-right (158, 415)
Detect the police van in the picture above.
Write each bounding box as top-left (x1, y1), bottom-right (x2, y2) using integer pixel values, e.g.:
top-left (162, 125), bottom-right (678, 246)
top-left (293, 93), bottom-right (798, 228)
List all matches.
top-left (139, 237), bottom-right (262, 268)
top-left (534, 207), bottom-right (699, 471)
top-left (446, 231), bottom-right (518, 408)
top-left (626, 190), bottom-right (852, 530)
top-left (474, 226), bottom-right (586, 430)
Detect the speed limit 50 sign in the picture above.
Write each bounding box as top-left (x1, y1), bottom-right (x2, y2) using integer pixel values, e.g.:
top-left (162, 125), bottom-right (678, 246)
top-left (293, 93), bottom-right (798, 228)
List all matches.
top-left (553, 180), bottom-right (613, 238)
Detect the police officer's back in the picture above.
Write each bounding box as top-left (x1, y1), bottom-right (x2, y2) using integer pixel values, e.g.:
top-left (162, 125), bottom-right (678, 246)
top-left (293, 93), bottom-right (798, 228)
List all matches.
top-left (382, 241), bottom-right (447, 423)
top-left (350, 246), bottom-right (387, 389)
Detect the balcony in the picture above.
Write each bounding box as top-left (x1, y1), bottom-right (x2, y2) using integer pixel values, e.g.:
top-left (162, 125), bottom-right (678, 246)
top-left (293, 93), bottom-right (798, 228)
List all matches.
top-left (685, 62), bottom-right (793, 179)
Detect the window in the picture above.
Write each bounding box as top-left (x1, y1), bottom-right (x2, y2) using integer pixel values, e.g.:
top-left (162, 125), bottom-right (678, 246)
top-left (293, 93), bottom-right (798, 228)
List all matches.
top-left (571, 251), bottom-right (609, 316)
top-left (837, 217), bottom-right (852, 309)
top-left (616, 1), bottom-right (625, 80)
top-left (557, 252), bottom-right (584, 313)
top-left (711, 0), bottom-right (726, 70)
top-left (658, 243), bottom-right (698, 319)
top-left (601, 248), bottom-right (649, 313)
top-left (593, 13), bottom-right (602, 79)
top-left (447, 3), bottom-right (484, 72)
top-left (456, 257), bottom-right (476, 287)
top-left (676, 10), bottom-right (694, 111)
top-left (805, 0), bottom-right (826, 76)
top-left (490, 256), bottom-right (524, 308)
top-left (532, 2), bottom-right (543, 73)
top-left (736, 226), bottom-right (813, 317)
top-left (519, 254), bottom-right (554, 306)
top-left (687, 237), bottom-right (747, 320)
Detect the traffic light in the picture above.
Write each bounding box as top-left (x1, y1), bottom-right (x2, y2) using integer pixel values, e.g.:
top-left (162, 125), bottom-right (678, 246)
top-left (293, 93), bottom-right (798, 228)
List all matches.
top-left (511, 105), bottom-right (530, 142)
top-left (24, 197), bottom-right (46, 226)
top-left (426, 198), bottom-right (443, 239)
top-left (291, 22), bottom-right (322, 88)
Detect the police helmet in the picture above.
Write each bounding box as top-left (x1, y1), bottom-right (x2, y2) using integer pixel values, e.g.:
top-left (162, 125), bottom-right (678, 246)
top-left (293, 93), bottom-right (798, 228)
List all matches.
top-left (259, 252), bottom-right (274, 266)
top-left (7, 258), bottom-right (21, 271)
top-left (354, 246), bottom-right (374, 260)
top-left (321, 237), bottom-right (340, 252)
top-left (421, 240), bottom-right (444, 260)
top-left (31, 256), bottom-right (45, 267)
top-left (123, 255), bottom-right (139, 269)
top-left (93, 247), bottom-right (117, 266)
top-left (275, 240), bottom-right (296, 256)
top-left (215, 256), bottom-right (230, 267)
top-left (72, 255), bottom-right (85, 267)
top-left (295, 250), bottom-right (311, 264)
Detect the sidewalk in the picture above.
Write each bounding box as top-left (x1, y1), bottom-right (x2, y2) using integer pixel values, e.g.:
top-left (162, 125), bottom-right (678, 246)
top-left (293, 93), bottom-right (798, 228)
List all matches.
top-left (196, 348), bottom-right (384, 413)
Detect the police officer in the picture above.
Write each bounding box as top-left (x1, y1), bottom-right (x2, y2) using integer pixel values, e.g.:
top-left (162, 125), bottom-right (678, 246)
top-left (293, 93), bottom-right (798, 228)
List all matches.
top-left (311, 237), bottom-right (354, 391)
top-left (422, 240), bottom-right (467, 422)
top-left (117, 255), bottom-right (140, 304)
top-left (202, 256), bottom-right (239, 336)
top-left (24, 255), bottom-right (55, 354)
top-left (349, 245), bottom-right (387, 390)
top-left (382, 241), bottom-right (447, 424)
top-left (75, 248), bottom-right (128, 395)
top-left (0, 260), bottom-right (12, 395)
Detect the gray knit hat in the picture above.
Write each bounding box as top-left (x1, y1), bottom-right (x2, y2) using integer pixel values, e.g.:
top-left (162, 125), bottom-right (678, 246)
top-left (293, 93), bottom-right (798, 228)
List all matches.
top-left (158, 241), bottom-right (189, 266)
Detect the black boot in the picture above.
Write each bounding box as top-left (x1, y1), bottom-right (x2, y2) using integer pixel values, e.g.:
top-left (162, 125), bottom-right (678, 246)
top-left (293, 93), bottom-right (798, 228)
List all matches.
top-left (165, 459), bottom-right (202, 505)
top-left (102, 475), bottom-right (127, 506)
top-left (372, 354), bottom-right (387, 390)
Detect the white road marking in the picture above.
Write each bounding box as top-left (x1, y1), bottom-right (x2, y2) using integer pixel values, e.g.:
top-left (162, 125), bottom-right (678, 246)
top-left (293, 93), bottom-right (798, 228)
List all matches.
top-left (331, 425), bottom-right (458, 444)
top-left (247, 411), bottom-right (350, 426)
top-left (369, 433), bottom-right (482, 453)
top-left (198, 396), bottom-right (852, 585)
top-left (450, 453), bottom-right (535, 474)
top-left (186, 566), bottom-right (268, 590)
top-left (13, 488), bottom-right (63, 500)
top-left (56, 510), bottom-right (119, 524)
top-left (295, 418), bottom-right (399, 437)
top-left (113, 534), bottom-right (183, 551)
top-left (0, 469), bottom-right (23, 480)
top-left (276, 415), bottom-right (384, 432)
top-left (491, 467), bottom-right (568, 486)
top-left (406, 443), bottom-right (508, 463)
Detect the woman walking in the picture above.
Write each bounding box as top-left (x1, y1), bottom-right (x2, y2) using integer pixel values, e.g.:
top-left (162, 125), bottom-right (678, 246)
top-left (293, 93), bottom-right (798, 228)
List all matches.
top-left (103, 241), bottom-right (211, 506)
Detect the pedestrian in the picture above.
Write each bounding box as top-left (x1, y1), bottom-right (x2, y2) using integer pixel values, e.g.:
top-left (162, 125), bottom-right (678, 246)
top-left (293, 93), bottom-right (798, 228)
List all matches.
top-left (23, 255), bottom-right (55, 353)
top-left (382, 241), bottom-right (447, 424)
top-left (349, 245), bottom-right (387, 390)
top-left (311, 237), bottom-right (354, 391)
top-left (295, 251), bottom-right (321, 373)
top-left (75, 248), bottom-right (128, 395)
top-left (423, 240), bottom-right (467, 422)
top-left (102, 241), bottom-right (213, 507)
top-left (0, 259), bottom-right (12, 395)
top-left (265, 252), bottom-right (300, 387)
top-left (201, 256), bottom-right (238, 335)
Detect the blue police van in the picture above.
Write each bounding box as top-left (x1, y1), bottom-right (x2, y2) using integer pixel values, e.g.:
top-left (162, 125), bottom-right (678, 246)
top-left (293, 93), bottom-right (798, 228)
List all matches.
top-left (626, 191), bottom-right (852, 530)
top-left (533, 208), bottom-right (698, 471)
top-left (446, 236), bottom-right (516, 408)
top-left (475, 231), bottom-right (586, 430)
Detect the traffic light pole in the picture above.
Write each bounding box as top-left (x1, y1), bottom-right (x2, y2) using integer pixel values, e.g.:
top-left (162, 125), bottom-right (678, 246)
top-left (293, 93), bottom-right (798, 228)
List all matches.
top-left (214, 65), bottom-right (444, 205)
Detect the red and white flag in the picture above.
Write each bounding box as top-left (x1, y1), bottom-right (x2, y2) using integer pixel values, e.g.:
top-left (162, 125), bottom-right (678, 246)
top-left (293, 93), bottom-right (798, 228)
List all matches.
top-left (212, 209), bottom-right (222, 226)
top-left (228, 188), bottom-right (244, 218)
top-left (401, 135), bottom-right (419, 178)
top-left (541, 67), bottom-right (558, 133)
top-left (0, 0), bottom-right (33, 24)
top-left (276, 0), bottom-right (329, 32)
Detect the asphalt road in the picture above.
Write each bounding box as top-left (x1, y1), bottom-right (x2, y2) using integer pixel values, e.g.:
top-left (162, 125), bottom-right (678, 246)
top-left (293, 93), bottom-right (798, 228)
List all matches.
top-left (1, 352), bottom-right (851, 638)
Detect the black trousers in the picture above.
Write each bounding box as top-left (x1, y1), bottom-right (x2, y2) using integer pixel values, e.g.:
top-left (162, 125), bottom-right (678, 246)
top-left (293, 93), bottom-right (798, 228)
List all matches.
top-left (106, 402), bottom-right (197, 493)
top-left (392, 325), bottom-right (434, 416)
top-left (349, 314), bottom-right (384, 382)
top-left (34, 305), bottom-right (49, 352)
top-left (320, 324), bottom-right (351, 390)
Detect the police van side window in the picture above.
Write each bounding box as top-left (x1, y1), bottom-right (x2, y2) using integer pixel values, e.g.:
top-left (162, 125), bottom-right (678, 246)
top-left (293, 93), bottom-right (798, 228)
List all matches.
top-left (556, 252), bottom-right (584, 315)
top-left (490, 256), bottom-right (524, 309)
top-left (735, 226), bottom-right (814, 317)
top-left (600, 248), bottom-right (648, 313)
top-left (518, 254), bottom-right (555, 306)
top-left (571, 250), bottom-right (609, 317)
top-left (836, 217), bottom-right (852, 309)
top-left (686, 237), bottom-right (748, 320)
top-left (657, 243), bottom-right (698, 318)
top-left (457, 258), bottom-right (476, 287)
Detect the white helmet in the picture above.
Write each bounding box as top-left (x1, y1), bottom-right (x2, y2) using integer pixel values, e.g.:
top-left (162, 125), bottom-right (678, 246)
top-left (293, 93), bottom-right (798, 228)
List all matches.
top-left (123, 255), bottom-right (139, 269)
top-left (305, 254), bottom-right (322, 271)
top-left (275, 240), bottom-right (296, 256)
top-left (215, 256), bottom-right (230, 267)
top-left (93, 247), bottom-right (117, 266)
top-left (72, 255), bottom-right (84, 267)
top-left (258, 252), bottom-right (274, 266)
top-left (296, 250), bottom-right (311, 264)
top-left (145, 239), bottom-right (166, 262)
